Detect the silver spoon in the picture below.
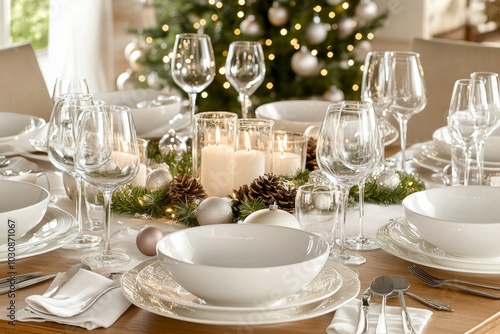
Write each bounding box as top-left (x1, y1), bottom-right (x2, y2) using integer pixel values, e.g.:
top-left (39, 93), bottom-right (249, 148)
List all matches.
top-left (391, 275), bottom-right (416, 334)
top-left (371, 276), bottom-right (394, 334)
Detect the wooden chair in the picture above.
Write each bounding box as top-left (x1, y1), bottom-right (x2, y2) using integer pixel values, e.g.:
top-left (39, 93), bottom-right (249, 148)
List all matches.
top-left (0, 42), bottom-right (53, 120)
top-left (407, 37), bottom-right (500, 144)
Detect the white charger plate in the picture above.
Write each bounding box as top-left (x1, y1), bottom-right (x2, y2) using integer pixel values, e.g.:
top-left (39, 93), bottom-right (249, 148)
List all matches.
top-left (121, 258), bottom-right (360, 326)
top-left (376, 217), bottom-right (500, 274)
top-left (136, 260), bottom-right (343, 313)
top-left (0, 207), bottom-right (78, 262)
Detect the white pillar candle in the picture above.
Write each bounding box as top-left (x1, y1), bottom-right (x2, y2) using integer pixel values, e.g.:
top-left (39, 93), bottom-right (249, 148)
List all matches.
top-left (233, 149), bottom-right (265, 188)
top-left (272, 152), bottom-right (301, 176)
top-left (200, 144), bottom-right (234, 197)
top-left (131, 163), bottom-right (147, 187)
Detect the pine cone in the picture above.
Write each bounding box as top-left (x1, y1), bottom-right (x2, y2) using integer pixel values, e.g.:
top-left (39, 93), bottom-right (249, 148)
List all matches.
top-left (169, 174), bottom-right (207, 204)
top-left (232, 173), bottom-right (296, 214)
top-left (306, 137), bottom-right (318, 171)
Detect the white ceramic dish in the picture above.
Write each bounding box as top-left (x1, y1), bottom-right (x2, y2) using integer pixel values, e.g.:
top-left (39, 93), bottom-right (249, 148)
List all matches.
top-left (122, 258), bottom-right (360, 325)
top-left (94, 90), bottom-right (184, 137)
top-left (433, 126), bottom-right (500, 163)
top-left (0, 206), bottom-right (78, 261)
top-left (403, 186), bottom-right (500, 259)
top-left (376, 218), bottom-right (500, 274)
top-left (0, 113), bottom-right (46, 154)
top-left (156, 224), bottom-right (330, 307)
top-left (0, 180), bottom-right (51, 245)
top-left (136, 260), bottom-right (343, 312)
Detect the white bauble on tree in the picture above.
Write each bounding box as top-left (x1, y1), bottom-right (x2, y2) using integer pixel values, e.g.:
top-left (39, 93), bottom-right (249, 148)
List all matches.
top-left (291, 48), bottom-right (318, 77)
top-left (124, 39), bottom-right (142, 61)
top-left (356, 0), bottom-right (379, 21)
top-left (116, 69), bottom-right (136, 90)
top-left (129, 48), bottom-right (146, 72)
top-left (306, 21), bottom-right (328, 45)
top-left (323, 86), bottom-right (345, 102)
top-left (337, 16), bottom-right (356, 37)
top-left (354, 40), bottom-right (372, 62)
top-left (240, 15), bottom-right (263, 36)
top-left (326, 0), bottom-right (342, 5)
top-left (268, 2), bottom-right (289, 27)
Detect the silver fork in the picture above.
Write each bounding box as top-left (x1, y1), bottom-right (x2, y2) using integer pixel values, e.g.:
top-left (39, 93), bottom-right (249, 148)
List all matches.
top-left (409, 265), bottom-right (500, 299)
top-left (409, 265), bottom-right (500, 290)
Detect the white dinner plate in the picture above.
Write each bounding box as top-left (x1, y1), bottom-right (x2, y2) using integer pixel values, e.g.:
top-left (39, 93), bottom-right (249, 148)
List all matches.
top-left (412, 142), bottom-right (448, 172)
top-left (376, 217), bottom-right (500, 274)
top-left (136, 260), bottom-right (343, 313)
top-left (139, 113), bottom-right (191, 139)
top-left (122, 258), bottom-right (360, 326)
top-left (0, 207), bottom-right (78, 262)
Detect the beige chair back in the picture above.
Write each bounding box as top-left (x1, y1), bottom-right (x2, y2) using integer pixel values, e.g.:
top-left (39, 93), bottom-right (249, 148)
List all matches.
top-left (0, 42), bottom-right (53, 121)
top-left (408, 37), bottom-right (500, 144)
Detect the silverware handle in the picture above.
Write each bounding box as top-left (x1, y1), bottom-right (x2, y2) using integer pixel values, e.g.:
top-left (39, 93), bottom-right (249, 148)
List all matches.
top-left (376, 296), bottom-right (388, 334)
top-left (399, 292), bottom-right (416, 334)
top-left (355, 306), bottom-right (369, 334)
top-left (445, 282), bottom-right (500, 299)
top-left (404, 291), bottom-right (453, 311)
top-left (452, 279), bottom-right (500, 291)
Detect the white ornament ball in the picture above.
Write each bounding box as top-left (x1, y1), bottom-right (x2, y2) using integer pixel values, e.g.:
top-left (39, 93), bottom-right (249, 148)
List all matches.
top-left (136, 226), bottom-right (164, 256)
top-left (356, 1), bottom-right (378, 21)
top-left (337, 16), bottom-right (355, 37)
top-left (197, 197), bottom-right (233, 225)
top-left (354, 40), bottom-right (372, 62)
top-left (306, 22), bottom-right (328, 45)
top-left (116, 69), bottom-right (136, 91)
top-left (268, 5), bottom-right (289, 27)
top-left (323, 86), bottom-right (345, 102)
top-left (146, 168), bottom-right (173, 192)
top-left (243, 204), bottom-right (301, 229)
top-left (291, 49), bottom-right (318, 77)
top-left (377, 169), bottom-right (401, 189)
top-left (124, 39), bottom-right (141, 61)
top-left (129, 49), bottom-right (145, 72)
top-left (326, 0), bottom-right (342, 5)
top-left (240, 15), bottom-right (262, 36)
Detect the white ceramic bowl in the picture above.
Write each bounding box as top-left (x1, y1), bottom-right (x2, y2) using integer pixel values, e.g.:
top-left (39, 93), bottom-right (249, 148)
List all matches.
top-left (0, 180), bottom-right (51, 246)
top-left (255, 100), bottom-right (332, 133)
top-left (433, 126), bottom-right (500, 162)
top-left (0, 112), bottom-right (46, 154)
top-left (94, 89), bottom-right (184, 137)
top-left (403, 186), bottom-right (500, 259)
top-left (156, 224), bottom-right (330, 306)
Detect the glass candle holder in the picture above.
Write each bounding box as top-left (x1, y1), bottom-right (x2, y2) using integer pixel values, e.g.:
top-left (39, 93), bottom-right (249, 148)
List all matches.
top-left (193, 112), bottom-right (238, 197)
top-left (233, 119), bottom-right (274, 189)
top-left (273, 130), bottom-right (308, 176)
top-left (131, 137), bottom-right (149, 187)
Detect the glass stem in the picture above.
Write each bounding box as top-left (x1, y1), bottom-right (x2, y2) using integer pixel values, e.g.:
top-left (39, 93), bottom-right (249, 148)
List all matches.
top-left (475, 140), bottom-right (485, 185)
top-left (240, 93), bottom-right (249, 119)
top-left (357, 181), bottom-right (366, 241)
top-left (396, 116), bottom-right (409, 171)
top-left (102, 190), bottom-right (113, 255)
top-left (188, 92), bottom-right (197, 133)
top-left (337, 187), bottom-right (350, 259)
top-left (74, 174), bottom-right (83, 235)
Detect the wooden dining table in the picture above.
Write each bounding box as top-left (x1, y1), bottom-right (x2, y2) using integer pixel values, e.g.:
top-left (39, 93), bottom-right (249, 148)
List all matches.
top-left (1, 144), bottom-right (500, 334)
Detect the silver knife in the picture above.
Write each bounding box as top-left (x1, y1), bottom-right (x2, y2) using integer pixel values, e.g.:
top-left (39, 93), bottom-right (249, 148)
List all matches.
top-left (0, 272), bottom-right (43, 287)
top-left (356, 288), bottom-right (372, 334)
top-left (0, 274), bottom-right (56, 295)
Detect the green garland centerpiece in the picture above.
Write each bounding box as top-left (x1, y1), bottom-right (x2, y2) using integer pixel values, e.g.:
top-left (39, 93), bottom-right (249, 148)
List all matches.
top-left (112, 141), bottom-right (425, 226)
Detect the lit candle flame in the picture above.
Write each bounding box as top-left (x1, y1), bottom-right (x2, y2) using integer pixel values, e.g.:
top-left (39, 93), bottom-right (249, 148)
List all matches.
top-left (277, 134), bottom-right (288, 155)
top-left (244, 131), bottom-right (251, 151)
top-left (215, 126), bottom-right (221, 146)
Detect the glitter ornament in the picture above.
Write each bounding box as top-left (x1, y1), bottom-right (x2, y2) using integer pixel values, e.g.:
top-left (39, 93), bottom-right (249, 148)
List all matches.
top-left (268, 2), bottom-right (289, 27)
top-left (159, 129), bottom-right (188, 156)
top-left (146, 168), bottom-right (173, 192)
top-left (243, 203), bottom-right (301, 229)
top-left (376, 169), bottom-right (400, 189)
top-left (355, 0), bottom-right (379, 21)
top-left (196, 197), bottom-right (233, 225)
top-left (291, 48), bottom-right (318, 77)
top-left (240, 15), bottom-right (263, 36)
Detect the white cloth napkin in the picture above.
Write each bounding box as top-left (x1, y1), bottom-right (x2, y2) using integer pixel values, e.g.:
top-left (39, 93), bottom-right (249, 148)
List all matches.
top-left (327, 299), bottom-right (433, 334)
top-left (17, 268), bottom-right (131, 330)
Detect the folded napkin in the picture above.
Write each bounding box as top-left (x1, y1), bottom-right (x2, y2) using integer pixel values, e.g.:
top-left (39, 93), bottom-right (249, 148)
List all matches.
top-left (327, 299), bottom-right (433, 334)
top-left (17, 268), bottom-right (131, 330)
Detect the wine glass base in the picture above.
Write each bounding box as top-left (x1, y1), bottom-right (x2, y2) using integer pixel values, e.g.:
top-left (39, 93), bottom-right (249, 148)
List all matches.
top-left (345, 237), bottom-right (380, 251)
top-left (81, 251), bottom-right (131, 269)
top-left (330, 251), bottom-right (366, 265)
top-left (62, 233), bottom-right (102, 249)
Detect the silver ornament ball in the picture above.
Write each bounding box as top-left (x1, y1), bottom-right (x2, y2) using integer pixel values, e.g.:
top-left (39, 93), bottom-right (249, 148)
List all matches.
top-left (377, 170), bottom-right (401, 189)
top-left (356, 1), bottom-right (378, 21)
top-left (196, 197), bottom-right (233, 225)
top-left (146, 168), bottom-right (173, 192)
top-left (291, 49), bottom-right (318, 77)
top-left (306, 22), bottom-right (328, 45)
top-left (268, 5), bottom-right (289, 27)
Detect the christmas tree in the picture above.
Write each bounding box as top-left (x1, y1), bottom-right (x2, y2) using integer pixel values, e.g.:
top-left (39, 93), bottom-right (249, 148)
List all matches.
top-left (124, 0), bottom-right (389, 115)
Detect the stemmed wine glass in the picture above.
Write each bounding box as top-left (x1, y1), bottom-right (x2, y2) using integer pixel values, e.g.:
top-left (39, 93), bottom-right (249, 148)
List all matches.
top-left (469, 72), bottom-right (500, 184)
top-left (52, 76), bottom-right (90, 103)
top-left (171, 33), bottom-right (216, 133)
top-left (346, 51), bottom-right (392, 251)
top-left (387, 51), bottom-right (427, 171)
top-left (225, 41), bottom-right (266, 118)
top-left (46, 93), bottom-right (102, 249)
top-left (316, 101), bottom-right (382, 265)
top-left (75, 105), bottom-right (140, 268)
